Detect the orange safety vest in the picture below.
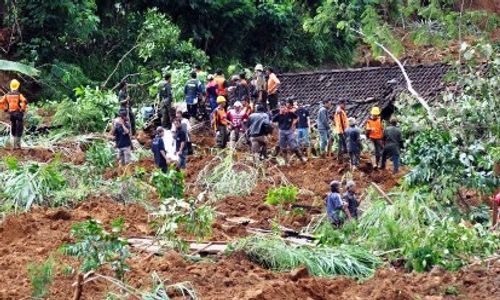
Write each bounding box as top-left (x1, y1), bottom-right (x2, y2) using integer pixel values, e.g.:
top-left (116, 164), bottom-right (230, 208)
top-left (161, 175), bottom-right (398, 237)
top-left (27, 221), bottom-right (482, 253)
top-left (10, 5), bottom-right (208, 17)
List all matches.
top-left (334, 109), bottom-right (348, 134)
top-left (0, 92), bottom-right (28, 113)
top-left (366, 117), bottom-right (383, 140)
top-left (215, 76), bottom-right (227, 96)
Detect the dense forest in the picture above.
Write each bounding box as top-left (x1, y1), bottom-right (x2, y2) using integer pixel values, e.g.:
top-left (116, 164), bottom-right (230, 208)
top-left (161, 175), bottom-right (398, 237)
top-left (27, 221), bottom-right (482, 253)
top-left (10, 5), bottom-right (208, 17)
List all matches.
top-left (1, 0), bottom-right (498, 100)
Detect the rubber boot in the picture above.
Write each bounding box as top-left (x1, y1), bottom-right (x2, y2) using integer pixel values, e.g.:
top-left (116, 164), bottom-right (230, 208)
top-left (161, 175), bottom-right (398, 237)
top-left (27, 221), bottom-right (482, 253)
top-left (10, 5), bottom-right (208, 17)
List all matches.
top-left (15, 137), bottom-right (21, 149)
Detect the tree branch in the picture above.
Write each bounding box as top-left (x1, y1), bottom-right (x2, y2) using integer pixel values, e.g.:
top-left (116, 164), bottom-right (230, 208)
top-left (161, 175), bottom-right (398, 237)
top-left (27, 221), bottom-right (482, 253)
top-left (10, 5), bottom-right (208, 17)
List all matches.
top-left (102, 44), bottom-right (139, 88)
top-left (350, 28), bottom-right (436, 123)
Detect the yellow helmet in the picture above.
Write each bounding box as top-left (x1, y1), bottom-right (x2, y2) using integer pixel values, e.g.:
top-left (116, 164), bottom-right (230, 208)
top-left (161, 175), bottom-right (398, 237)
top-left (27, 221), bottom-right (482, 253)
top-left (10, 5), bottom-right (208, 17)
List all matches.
top-left (10, 79), bottom-right (20, 91)
top-left (216, 96), bottom-right (226, 104)
top-left (371, 106), bottom-right (381, 116)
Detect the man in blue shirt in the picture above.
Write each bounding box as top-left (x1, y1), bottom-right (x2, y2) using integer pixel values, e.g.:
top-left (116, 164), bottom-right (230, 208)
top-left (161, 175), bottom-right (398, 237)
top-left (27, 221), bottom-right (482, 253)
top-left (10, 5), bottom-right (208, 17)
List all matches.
top-left (111, 109), bottom-right (132, 166)
top-left (326, 180), bottom-right (351, 227)
top-left (151, 127), bottom-right (169, 173)
top-left (184, 72), bottom-right (203, 119)
top-left (295, 100), bottom-right (311, 157)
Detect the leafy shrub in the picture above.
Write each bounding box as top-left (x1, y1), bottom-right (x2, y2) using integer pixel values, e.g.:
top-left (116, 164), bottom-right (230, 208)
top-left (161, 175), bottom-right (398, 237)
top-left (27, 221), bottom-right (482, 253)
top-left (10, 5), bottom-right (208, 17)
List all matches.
top-left (152, 198), bottom-right (215, 245)
top-left (151, 169), bottom-right (185, 199)
top-left (53, 86), bottom-right (118, 133)
top-left (265, 186), bottom-right (299, 206)
top-left (60, 218), bottom-right (129, 280)
top-left (86, 141), bottom-right (116, 170)
top-left (27, 256), bottom-right (55, 299)
top-left (0, 157), bottom-right (67, 212)
top-left (196, 155), bottom-right (258, 201)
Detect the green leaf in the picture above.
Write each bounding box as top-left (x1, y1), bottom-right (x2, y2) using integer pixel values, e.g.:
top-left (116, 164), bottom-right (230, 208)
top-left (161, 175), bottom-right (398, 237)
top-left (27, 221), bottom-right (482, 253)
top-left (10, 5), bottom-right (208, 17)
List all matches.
top-left (0, 60), bottom-right (40, 77)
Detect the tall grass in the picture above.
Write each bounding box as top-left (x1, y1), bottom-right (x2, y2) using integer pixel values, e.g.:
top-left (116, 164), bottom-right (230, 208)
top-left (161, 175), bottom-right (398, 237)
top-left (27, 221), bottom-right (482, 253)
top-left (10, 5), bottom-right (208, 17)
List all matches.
top-left (234, 236), bottom-right (381, 279)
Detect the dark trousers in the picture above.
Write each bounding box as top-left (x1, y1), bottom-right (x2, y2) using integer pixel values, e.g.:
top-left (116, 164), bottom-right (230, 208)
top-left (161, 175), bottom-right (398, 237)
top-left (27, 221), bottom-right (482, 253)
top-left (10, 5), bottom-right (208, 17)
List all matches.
top-left (381, 147), bottom-right (400, 174)
top-left (371, 139), bottom-right (383, 167)
top-left (337, 133), bottom-right (347, 157)
top-left (268, 93), bottom-right (278, 111)
top-left (187, 104), bottom-right (197, 119)
top-left (349, 151), bottom-right (360, 166)
top-left (216, 125), bottom-right (229, 148)
top-left (10, 111), bottom-right (24, 137)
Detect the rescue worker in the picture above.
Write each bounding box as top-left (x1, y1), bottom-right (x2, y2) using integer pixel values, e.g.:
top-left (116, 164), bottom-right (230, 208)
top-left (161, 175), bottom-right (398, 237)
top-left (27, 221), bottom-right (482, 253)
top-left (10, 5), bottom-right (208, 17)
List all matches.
top-left (214, 69), bottom-right (227, 98)
top-left (235, 72), bottom-right (250, 103)
top-left (184, 72), bottom-right (203, 120)
top-left (381, 116), bottom-right (403, 174)
top-left (343, 180), bottom-right (361, 219)
top-left (295, 100), bottom-right (311, 157)
top-left (158, 73), bottom-right (173, 129)
top-left (118, 81), bottom-right (136, 135)
top-left (345, 117), bottom-right (362, 169)
top-left (334, 100), bottom-right (349, 160)
top-left (227, 101), bottom-right (247, 149)
top-left (365, 106), bottom-right (384, 169)
top-left (206, 74), bottom-right (218, 113)
top-left (151, 127), bottom-right (170, 173)
top-left (247, 104), bottom-right (271, 161)
top-left (111, 109), bottom-right (133, 166)
top-left (174, 118), bottom-right (189, 169)
top-left (266, 67), bottom-right (280, 112)
top-left (0, 79), bottom-right (28, 149)
top-left (254, 64), bottom-right (267, 109)
top-left (317, 99), bottom-right (333, 157)
top-left (272, 101), bottom-right (307, 163)
top-left (326, 180), bottom-right (351, 228)
top-left (212, 96), bottom-right (230, 148)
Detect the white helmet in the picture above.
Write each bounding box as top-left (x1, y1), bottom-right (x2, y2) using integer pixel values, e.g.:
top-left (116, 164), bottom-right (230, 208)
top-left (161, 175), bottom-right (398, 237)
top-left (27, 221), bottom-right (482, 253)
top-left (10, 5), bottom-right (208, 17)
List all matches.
top-left (255, 64), bottom-right (264, 72)
top-left (234, 101), bottom-right (242, 107)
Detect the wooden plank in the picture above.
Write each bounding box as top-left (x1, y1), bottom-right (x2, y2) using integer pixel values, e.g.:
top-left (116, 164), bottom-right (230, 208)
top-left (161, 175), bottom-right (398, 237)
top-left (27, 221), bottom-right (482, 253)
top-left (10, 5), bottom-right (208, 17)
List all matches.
top-left (370, 182), bottom-right (393, 204)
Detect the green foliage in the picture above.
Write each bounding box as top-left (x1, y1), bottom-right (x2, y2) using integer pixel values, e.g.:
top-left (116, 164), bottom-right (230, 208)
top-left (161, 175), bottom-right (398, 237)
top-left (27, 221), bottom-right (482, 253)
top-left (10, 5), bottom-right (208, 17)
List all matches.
top-left (27, 256), bottom-right (55, 299)
top-left (0, 59), bottom-right (40, 76)
top-left (53, 86), bottom-right (118, 133)
top-left (401, 43), bottom-right (499, 200)
top-left (0, 158), bottom-right (67, 212)
top-left (317, 187), bottom-right (500, 272)
top-left (152, 198), bottom-right (215, 245)
top-left (60, 218), bottom-right (130, 280)
top-left (138, 9), bottom-right (207, 66)
top-left (151, 169), bottom-right (185, 199)
top-left (265, 186), bottom-right (299, 206)
top-left (234, 236), bottom-right (381, 279)
top-left (86, 141), bottom-right (116, 170)
top-left (196, 154), bottom-right (258, 201)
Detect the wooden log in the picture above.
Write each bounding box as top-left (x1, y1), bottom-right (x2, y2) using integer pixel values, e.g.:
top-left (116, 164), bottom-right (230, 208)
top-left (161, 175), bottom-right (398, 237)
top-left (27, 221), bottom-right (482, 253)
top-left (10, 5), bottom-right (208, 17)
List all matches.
top-left (370, 182), bottom-right (393, 204)
top-left (72, 273), bottom-right (84, 300)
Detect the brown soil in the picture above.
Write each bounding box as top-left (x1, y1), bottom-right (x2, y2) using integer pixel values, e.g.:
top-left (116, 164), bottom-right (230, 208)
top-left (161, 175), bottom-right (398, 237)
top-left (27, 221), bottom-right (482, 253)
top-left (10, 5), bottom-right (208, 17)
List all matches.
top-left (1, 200), bottom-right (499, 299)
top-left (0, 147), bottom-right (86, 164)
top-left (0, 130), bottom-right (496, 299)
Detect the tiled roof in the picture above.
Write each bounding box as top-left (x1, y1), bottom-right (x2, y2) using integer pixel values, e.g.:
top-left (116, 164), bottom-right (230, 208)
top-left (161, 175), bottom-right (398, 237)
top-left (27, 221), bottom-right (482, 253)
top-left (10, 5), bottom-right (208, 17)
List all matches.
top-left (279, 64), bottom-right (451, 123)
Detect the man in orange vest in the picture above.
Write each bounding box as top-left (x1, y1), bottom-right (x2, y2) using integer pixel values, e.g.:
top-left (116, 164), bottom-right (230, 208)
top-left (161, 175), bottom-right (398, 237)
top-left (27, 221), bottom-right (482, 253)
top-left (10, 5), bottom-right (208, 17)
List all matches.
top-left (212, 96), bottom-right (230, 148)
top-left (334, 100), bottom-right (349, 160)
top-left (0, 79), bottom-right (28, 149)
top-left (365, 106), bottom-right (384, 169)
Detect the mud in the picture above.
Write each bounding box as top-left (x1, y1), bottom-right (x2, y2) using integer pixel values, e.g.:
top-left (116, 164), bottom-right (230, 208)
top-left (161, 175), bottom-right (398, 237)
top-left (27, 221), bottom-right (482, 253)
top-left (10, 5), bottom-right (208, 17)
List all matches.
top-left (0, 129), bottom-right (497, 299)
top-left (1, 200), bottom-right (499, 299)
top-left (0, 147), bottom-right (86, 164)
